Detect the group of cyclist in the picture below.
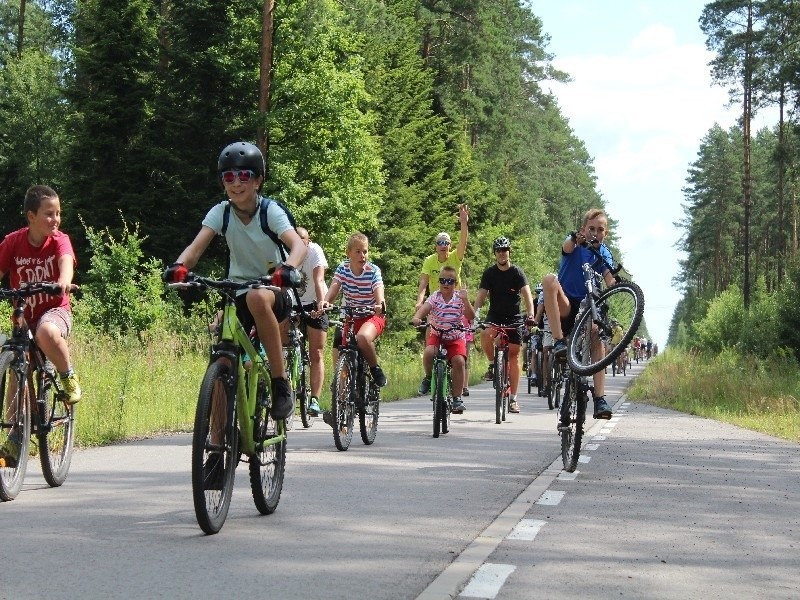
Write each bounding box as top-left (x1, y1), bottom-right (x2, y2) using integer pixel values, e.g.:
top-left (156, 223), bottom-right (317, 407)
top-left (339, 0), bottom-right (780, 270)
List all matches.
top-left (2, 140), bottom-right (628, 473)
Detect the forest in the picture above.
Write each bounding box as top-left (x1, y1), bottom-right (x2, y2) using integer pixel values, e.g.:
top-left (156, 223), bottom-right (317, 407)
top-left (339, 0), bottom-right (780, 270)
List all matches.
top-left (0, 0), bottom-right (627, 334)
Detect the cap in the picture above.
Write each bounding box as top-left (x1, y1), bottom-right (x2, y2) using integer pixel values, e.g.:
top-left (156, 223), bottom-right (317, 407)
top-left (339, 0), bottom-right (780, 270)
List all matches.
top-left (435, 232), bottom-right (451, 243)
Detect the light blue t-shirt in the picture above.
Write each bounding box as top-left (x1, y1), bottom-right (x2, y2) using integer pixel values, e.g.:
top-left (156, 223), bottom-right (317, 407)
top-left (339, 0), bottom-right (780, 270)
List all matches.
top-left (202, 198), bottom-right (294, 287)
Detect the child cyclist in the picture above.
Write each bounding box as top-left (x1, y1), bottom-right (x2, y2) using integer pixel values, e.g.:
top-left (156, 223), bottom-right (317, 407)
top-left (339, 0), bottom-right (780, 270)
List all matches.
top-left (316, 232), bottom-right (387, 393)
top-left (542, 208), bottom-right (616, 419)
top-left (0, 185), bottom-right (81, 466)
top-left (412, 265), bottom-right (475, 413)
top-left (162, 141), bottom-right (306, 421)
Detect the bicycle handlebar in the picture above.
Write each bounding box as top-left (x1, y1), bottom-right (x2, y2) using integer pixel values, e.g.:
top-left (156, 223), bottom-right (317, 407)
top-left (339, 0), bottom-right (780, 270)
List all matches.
top-left (411, 321), bottom-right (474, 335)
top-left (578, 239), bottom-right (628, 281)
top-left (0, 282), bottom-right (80, 300)
top-left (167, 272), bottom-right (284, 292)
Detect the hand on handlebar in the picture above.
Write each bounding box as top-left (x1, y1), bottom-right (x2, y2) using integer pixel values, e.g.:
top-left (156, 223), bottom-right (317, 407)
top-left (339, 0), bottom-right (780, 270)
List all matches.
top-left (162, 263), bottom-right (188, 283)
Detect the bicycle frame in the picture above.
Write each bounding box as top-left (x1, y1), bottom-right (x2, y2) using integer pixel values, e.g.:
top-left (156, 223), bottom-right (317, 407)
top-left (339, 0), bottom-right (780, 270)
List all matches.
top-left (214, 298), bottom-right (285, 456)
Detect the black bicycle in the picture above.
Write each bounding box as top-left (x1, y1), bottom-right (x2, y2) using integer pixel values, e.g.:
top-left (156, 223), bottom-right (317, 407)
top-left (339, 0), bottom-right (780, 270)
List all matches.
top-left (559, 244), bottom-right (644, 472)
top-left (0, 283), bottom-right (77, 501)
top-left (546, 344), bottom-right (563, 411)
top-left (326, 305), bottom-right (382, 450)
top-left (285, 307), bottom-right (315, 429)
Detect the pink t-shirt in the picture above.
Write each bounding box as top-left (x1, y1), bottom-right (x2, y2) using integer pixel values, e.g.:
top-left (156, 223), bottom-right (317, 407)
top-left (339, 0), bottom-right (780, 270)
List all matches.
top-left (0, 228), bottom-right (75, 325)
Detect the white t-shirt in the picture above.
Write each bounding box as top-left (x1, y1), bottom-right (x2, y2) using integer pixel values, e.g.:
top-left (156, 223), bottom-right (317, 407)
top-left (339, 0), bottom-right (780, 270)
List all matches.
top-left (297, 241), bottom-right (329, 305)
top-left (202, 199), bottom-right (293, 288)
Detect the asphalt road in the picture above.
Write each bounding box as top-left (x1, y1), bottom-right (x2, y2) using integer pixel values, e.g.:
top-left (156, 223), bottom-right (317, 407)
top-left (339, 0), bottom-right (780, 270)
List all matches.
top-left (1, 360), bottom-right (798, 600)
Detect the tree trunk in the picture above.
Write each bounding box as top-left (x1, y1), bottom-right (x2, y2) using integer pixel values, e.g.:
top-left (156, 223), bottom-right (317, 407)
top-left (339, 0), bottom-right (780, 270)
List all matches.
top-left (742, 0), bottom-right (754, 309)
top-left (258, 0), bottom-right (276, 176)
top-left (17, 0), bottom-right (26, 57)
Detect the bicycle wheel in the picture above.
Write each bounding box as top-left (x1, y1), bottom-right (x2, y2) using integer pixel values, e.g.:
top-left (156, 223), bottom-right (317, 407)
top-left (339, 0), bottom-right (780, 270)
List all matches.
top-left (192, 360), bottom-right (238, 534)
top-left (250, 374), bottom-right (285, 515)
top-left (535, 350), bottom-right (544, 397)
top-left (0, 352), bottom-right (30, 501)
top-left (494, 350), bottom-right (504, 424)
top-left (432, 361), bottom-right (444, 438)
top-left (559, 375), bottom-right (587, 473)
top-left (566, 282), bottom-right (644, 376)
top-left (547, 357), bottom-right (559, 410)
top-left (37, 367), bottom-right (75, 487)
top-left (359, 367), bottom-right (380, 445)
top-left (501, 349), bottom-right (509, 421)
top-left (331, 353), bottom-right (355, 451)
top-left (526, 346), bottom-right (534, 394)
top-left (441, 373), bottom-right (451, 435)
top-left (298, 353), bottom-right (315, 429)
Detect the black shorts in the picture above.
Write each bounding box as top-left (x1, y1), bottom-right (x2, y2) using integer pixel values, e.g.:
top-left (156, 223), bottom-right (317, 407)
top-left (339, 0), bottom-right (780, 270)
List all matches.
top-left (234, 288), bottom-right (292, 337)
top-left (302, 303), bottom-right (329, 331)
top-left (560, 297), bottom-right (584, 338)
top-left (485, 314), bottom-right (523, 345)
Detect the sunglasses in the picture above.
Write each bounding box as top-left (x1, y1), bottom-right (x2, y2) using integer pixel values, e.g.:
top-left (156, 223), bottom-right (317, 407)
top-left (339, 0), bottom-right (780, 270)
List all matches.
top-left (439, 277), bottom-right (456, 285)
top-left (436, 240), bottom-right (450, 247)
top-left (221, 169), bottom-right (256, 184)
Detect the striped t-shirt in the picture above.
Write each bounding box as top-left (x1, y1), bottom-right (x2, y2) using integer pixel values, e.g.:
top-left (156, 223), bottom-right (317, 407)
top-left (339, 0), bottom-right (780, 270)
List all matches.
top-left (332, 260), bottom-right (383, 308)
top-left (427, 291), bottom-right (466, 340)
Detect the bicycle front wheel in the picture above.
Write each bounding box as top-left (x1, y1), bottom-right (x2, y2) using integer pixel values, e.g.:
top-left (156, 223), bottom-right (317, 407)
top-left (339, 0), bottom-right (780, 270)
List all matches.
top-left (559, 375), bottom-right (587, 473)
top-left (0, 351), bottom-right (31, 501)
top-left (432, 361), bottom-right (445, 438)
top-left (526, 346), bottom-right (534, 395)
top-left (547, 358), bottom-right (561, 410)
top-left (192, 360), bottom-right (238, 534)
top-left (567, 282), bottom-right (644, 376)
top-left (535, 351), bottom-right (544, 397)
top-left (359, 367), bottom-right (380, 445)
top-left (37, 368), bottom-right (75, 487)
top-left (494, 350), bottom-right (505, 424)
top-left (331, 353), bottom-right (355, 451)
top-left (250, 374), bottom-right (285, 515)
top-left (298, 356), bottom-right (315, 429)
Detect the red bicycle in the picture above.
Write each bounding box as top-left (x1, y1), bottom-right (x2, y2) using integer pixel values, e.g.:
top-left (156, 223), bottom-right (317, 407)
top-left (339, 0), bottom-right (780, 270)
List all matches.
top-left (478, 320), bottom-right (524, 424)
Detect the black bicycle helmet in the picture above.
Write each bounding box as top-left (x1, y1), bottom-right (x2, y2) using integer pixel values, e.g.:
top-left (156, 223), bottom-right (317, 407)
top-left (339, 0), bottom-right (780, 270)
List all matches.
top-left (217, 141), bottom-right (265, 177)
top-left (493, 236), bottom-right (511, 251)
top-left (535, 283), bottom-right (543, 294)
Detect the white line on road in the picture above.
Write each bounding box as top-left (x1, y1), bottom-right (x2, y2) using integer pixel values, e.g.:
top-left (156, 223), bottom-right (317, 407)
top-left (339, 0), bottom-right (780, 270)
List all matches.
top-left (536, 490), bottom-right (565, 505)
top-left (460, 564), bottom-right (517, 599)
top-left (507, 519), bottom-right (547, 541)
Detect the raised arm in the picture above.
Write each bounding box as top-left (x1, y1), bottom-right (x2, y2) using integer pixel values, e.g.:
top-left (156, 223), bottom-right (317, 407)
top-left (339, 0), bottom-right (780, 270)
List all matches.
top-left (455, 204), bottom-right (469, 261)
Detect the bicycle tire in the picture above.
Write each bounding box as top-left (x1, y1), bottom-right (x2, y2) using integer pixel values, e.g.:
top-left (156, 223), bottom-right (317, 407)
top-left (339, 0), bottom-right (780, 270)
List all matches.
top-left (192, 360), bottom-right (238, 534)
top-left (566, 282), bottom-right (644, 376)
top-left (331, 353), bottom-right (355, 451)
top-left (0, 351), bottom-right (31, 501)
top-left (37, 367), bottom-right (75, 487)
top-left (494, 350), bottom-right (504, 424)
top-left (526, 345), bottom-right (534, 395)
top-left (501, 349), bottom-right (509, 421)
top-left (249, 373), bottom-right (285, 515)
top-left (359, 367), bottom-right (379, 445)
top-left (559, 375), bottom-right (587, 473)
top-left (298, 352), bottom-right (314, 429)
top-left (547, 357), bottom-right (559, 410)
top-left (535, 351), bottom-right (544, 397)
top-left (432, 361), bottom-right (444, 438)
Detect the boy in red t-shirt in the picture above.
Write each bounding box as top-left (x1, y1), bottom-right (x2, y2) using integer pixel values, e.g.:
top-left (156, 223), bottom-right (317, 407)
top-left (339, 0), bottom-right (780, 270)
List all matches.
top-left (0, 185), bottom-right (81, 466)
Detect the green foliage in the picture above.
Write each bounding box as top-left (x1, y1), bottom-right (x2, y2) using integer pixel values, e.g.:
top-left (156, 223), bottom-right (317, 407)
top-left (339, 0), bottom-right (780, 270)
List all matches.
top-left (78, 217), bottom-right (174, 337)
top-left (692, 285), bottom-right (744, 353)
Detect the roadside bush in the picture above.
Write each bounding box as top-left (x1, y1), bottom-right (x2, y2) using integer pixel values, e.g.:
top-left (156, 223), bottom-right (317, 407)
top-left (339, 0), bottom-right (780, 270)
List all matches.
top-left (692, 285), bottom-right (744, 353)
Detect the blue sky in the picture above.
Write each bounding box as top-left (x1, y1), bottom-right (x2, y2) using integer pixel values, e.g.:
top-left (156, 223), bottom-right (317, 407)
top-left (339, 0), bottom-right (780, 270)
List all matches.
top-left (531, 1), bottom-right (775, 347)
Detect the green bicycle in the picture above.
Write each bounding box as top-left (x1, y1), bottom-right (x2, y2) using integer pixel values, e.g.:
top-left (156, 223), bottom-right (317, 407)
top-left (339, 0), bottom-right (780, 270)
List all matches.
top-left (170, 273), bottom-right (293, 534)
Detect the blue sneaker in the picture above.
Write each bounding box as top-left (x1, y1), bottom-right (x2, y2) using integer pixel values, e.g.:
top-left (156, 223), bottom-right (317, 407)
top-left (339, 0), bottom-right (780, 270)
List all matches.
top-left (418, 377), bottom-right (431, 395)
top-left (307, 396), bottom-right (321, 416)
top-left (552, 338), bottom-right (568, 358)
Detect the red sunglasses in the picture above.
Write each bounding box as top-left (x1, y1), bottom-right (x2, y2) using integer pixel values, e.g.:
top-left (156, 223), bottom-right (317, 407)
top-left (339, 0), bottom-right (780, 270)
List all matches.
top-left (221, 169), bottom-right (256, 184)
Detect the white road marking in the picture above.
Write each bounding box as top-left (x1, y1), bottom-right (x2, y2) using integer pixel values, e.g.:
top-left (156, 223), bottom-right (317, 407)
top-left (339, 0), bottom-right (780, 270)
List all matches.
top-left (507, 519), bottom-right (547, 541)
top-left (460, 564), bottom-right (516, 599)
top-left (558, 470), bottom-right (578, 480)
top-left (592, 435), bottom-right (607, 441)
top-left (536, 490), bottom-right (565, 505)
top-left (586, 443), bottom-right (599, 450)
top-left (578, 455), bottom-right (591, 463)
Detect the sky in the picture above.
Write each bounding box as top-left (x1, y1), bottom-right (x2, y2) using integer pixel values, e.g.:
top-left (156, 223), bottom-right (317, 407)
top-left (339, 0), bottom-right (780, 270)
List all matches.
top-left (531, 0), bottom-right (776, 348)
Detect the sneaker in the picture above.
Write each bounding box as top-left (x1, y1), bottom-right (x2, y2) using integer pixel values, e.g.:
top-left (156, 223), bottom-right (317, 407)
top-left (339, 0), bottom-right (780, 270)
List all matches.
top-left (509, 400), bottom-right (520, 413)
top-left (0, 437), bottom-right (20, 469)
top-left (307, 396), bottom-right (321, 416)
top-left (270, 377), bottom-right (294, 420)
top-left (462, 387), bottom-right (470, 397)
top-left (418, 376), bottom-right (431, 395)
top-left (370, 365), bottom-right (387, 387)
top-left (322, 410), bottom-right (335, 429)
top-left (60, 372), bottom-right (82, 404)
top-left (593, 396), bottom-right (612, 419)
top-left (451, 397), bottom-right (466, 414)
top-left (483, 365), bottom-right (495, 381)
top-left (552, 338), bottom-right (568, 358)
top-left (203, 452), bottom-right (225, 490)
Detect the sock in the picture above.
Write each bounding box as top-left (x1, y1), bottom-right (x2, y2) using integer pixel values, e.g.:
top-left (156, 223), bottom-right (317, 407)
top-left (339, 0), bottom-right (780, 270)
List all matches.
top-left (60, 367), bottom-right (74, 378)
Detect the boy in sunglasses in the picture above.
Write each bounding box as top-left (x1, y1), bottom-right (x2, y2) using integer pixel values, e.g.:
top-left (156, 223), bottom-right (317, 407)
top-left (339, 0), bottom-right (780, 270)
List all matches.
top-left (412, 266), bottom-right (475, 413)
top-left (163, 141), bottom-right (306, 421)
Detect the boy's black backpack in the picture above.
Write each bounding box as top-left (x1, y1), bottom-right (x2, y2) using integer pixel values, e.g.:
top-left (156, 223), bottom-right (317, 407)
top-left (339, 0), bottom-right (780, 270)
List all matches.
top-left (220, 195), bottom-right (296, 261)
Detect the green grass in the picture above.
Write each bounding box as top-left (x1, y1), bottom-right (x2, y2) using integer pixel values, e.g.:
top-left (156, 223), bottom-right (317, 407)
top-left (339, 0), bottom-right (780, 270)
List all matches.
top-left (627, 347), bottom-right (800, 442)
top-left (69, 332), bottom-right (491, 447)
